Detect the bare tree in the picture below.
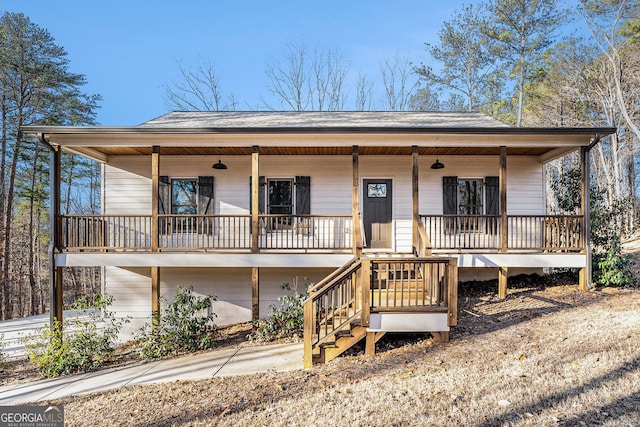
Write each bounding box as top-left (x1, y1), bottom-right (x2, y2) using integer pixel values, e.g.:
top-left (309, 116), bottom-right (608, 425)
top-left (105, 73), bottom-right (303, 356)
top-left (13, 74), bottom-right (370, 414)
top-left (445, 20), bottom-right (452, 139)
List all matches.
top-left (355, 72), bottom-right (374, 111)
top-left (379, 53), bottom-right (419, 111)
top-left (580, 0), bottom-right (640, 140)
top-left (264, 40), bottom-right (350, 111)
top-left (164, 58), bottom-right (237, 111)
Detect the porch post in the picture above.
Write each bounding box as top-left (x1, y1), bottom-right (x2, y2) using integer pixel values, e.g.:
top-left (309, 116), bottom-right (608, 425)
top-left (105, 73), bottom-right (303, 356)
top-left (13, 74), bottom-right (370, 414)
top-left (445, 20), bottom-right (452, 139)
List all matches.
top-left (499, 146), bottom-right (508, 299)
top-left (352, 146), bottom-right (362, 257)
top-left (151, 266), bottom-right (160, 322)
top-left (50, 145), bottom-right (63, 328)
top-left (251, 146), bottom-right (260, 253)
top-left (412, 145), bottom-right (419, 254)
top-left (151, 146), bottom-right (159, 253)
top-left (579, 146), bottom-right (591, 290)
top-left (252, 267), bottom-right (260, 320)
top-left (499, 146), bottom-right (508, 253)
top-left (151, 147), bottom-right (161, 322)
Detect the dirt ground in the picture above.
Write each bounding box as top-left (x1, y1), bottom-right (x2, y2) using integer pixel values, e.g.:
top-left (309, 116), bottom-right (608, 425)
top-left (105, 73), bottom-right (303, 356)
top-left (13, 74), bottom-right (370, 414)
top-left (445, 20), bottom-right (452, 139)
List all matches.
top-left (4, 274), bottom-right (638, 427)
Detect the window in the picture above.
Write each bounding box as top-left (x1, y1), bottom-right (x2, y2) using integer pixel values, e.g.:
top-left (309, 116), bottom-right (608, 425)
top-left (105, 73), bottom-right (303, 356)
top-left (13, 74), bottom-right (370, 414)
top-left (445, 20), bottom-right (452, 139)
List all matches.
top-left (267, 179), bottom-right (293, 215)
top-left (443, 176), bottom-right (499, 233)
top-left (171, 179), bottom-right (197, 215)
top-left (458, 179), bottom-right (483, 215)
top-left (250, 176), bottom-right (311, 215)
top-left (157, 176), bottom-right (215, 233)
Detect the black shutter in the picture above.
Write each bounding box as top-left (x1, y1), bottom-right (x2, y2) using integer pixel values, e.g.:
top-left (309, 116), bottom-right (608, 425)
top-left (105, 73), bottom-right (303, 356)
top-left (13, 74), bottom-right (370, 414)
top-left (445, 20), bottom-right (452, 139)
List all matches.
top-left (443, 176), bottom-right (458, 214)
top-left (249, 176), bottom-right (266, 214)
top-left (295, 176), bottom-right (311, 215)
top-left (485, 176), bottom-right (499, 236)
top-left (443, 176), bottom-right (458, 234)
top-left (159, 176), bottom-right (170, 214)
top-left (197, 176), bottom-right (214, 215)
top-left (485, 176), bottom-right (499, 215)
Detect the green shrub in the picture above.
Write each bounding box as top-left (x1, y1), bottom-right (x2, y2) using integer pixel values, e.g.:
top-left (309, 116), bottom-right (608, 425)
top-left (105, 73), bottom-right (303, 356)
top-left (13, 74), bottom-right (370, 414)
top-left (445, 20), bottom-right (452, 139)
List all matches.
top-left (137, 286), bottom-right (217, 359)
top-left (249, 282), bottom-right (309, 342)
top-left (594, 241), bottom-right (633, 287)
top-left (24, 294), bottom-right (125, 377)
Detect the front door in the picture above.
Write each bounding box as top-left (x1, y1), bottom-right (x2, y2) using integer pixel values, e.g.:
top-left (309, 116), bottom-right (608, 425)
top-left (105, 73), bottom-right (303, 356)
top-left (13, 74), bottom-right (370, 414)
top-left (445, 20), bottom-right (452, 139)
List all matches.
top-left (363, 179), bottom-right (393, 249)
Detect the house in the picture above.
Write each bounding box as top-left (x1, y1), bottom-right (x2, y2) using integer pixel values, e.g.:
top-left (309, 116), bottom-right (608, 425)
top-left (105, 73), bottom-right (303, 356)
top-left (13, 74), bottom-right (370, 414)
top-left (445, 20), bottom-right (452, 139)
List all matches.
top-left (24, 111), bottom-right (615, 366)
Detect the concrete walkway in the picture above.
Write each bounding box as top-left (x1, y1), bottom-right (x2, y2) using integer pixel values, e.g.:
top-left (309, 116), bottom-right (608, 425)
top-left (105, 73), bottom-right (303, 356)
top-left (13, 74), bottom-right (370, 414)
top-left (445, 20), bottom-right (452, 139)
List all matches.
top-left (0, 341), bottom-right (303, 405)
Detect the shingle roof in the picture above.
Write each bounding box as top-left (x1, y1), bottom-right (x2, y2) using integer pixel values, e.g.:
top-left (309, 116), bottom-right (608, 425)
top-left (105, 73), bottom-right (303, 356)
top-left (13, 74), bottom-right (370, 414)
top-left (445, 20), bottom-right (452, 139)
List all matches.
top-left (139, 111), bottom-right (510, 129)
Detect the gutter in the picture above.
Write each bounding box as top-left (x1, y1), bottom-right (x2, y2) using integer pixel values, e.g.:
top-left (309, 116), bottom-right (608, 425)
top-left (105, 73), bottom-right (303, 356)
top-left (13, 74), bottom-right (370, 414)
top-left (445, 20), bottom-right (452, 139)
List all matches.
top-left (586, 132), bottom-right (602, 152)
top-left (36, 134), bottom-right (60, 329)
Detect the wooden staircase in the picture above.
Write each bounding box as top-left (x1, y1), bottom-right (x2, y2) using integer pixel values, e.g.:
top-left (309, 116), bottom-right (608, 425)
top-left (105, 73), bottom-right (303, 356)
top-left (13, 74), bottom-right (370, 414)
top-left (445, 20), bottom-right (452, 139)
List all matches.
top-left (303, 255), bottom-right (458, 368)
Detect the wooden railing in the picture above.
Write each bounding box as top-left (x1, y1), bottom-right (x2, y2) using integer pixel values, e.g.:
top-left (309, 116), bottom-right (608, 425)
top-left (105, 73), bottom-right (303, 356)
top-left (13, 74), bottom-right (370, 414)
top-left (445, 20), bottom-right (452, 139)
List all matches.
top-left (258, 214), bottom-right (353, 250)
top-left (304, 258), bottom-right (363, 368)
top-left (159, 214), bottom-right (252, 250)
top-left (414, 219), bottom-right (432, 257)
top-left (508, 215), bottom-right (584, 251)
top-left (369, 258), bottom-right (457, 316)
top-left (303, 256), bottom-right (458, 367)
top-left (421, 215), bottom-right (500, 250)
top-left (61, 213), bottom-right (584, 253)
top-left (421, 214), bottom-right (584, 252)
top-left (61, 213), bottom-right (354, 252)
top-left (61, 215), bottom-right (152, 251)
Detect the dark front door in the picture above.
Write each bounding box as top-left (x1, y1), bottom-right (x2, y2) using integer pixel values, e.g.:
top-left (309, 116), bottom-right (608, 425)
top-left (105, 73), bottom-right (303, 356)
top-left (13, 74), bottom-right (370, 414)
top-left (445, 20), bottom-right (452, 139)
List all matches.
top-left (363, 179), bottom-right (393, 249)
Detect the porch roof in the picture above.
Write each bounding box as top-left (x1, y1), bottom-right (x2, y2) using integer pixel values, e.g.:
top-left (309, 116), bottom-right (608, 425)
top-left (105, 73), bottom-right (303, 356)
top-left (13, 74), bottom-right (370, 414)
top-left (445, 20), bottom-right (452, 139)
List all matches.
top-left (23, 111), bottom-right (616, 163)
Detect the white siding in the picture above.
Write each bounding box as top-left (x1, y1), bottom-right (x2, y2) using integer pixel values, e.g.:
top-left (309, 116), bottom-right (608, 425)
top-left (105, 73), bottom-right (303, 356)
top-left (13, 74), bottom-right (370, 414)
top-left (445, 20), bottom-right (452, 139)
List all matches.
top-left (419, 155), bottom-right (543, 215)
top-left (104, 162), bottom-right (151, 214)
top-left (105, 265), bottom-right (334, 340)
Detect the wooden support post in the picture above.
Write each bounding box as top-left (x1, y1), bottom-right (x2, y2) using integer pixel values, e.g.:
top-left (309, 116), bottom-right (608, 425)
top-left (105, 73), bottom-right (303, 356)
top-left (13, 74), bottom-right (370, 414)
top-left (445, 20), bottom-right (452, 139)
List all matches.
top-left (447, 258), bottom-right (458, 326)
top-left (303, 300), bottom-right (313, 368)
top-left (252, 267), bottom-right (260, 321)
top-left (365, 332), bottom-right (377, 356)
top-left (579, 146), bottom-right (591, 291)
top-left (360, 258), bottom-right (371, 327)
top-left (432, 331), bottom-right (449, 343)
top-left (53, 267), bottom-right (63, 326)
top-left (352, 146), bottom-right (362, 257)
top-left (499, 146), bottom-right (508, 253)
top-left (151, 146), bottom-right (160, 253)
top-left (151, 266), bottom-right (160, 324)
top-left (251, 146), bottom-right (260, 253)
top-left (412, 145), bottom-right (419, 254)
top-left (498, 266), bottom-right (508, 299)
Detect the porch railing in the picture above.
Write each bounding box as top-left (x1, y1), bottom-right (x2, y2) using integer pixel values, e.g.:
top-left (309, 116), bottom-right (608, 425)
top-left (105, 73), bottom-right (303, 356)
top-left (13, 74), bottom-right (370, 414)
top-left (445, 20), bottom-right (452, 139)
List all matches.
top-left (60, 214), bottom-right (353, 252)
top-left (370, 258), bottom-right (457, 313)
top-left (61, 213), bottom-right (584, 253)
top-left (421, 214), bottom-right (584, 252)
top-left (61, 214), bottom-right (152, 251)
top-left (258, 214), bottom-right (353, 250)
top-left (159, 214), bottom-right (252, 250)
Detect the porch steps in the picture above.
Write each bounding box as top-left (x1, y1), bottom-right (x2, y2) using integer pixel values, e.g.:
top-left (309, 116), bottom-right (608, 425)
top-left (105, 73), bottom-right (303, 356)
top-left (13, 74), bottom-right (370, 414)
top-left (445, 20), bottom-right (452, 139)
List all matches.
top-left (304, 255), bottom-right (458, 368)
top-left (312, 323), bottom-right (368, 364)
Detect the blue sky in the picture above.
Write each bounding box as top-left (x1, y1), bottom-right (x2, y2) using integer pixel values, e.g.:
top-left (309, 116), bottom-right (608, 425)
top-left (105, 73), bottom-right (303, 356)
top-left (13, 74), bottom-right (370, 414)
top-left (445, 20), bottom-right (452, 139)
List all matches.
top-left (2, 1), bottom-right (477, 125)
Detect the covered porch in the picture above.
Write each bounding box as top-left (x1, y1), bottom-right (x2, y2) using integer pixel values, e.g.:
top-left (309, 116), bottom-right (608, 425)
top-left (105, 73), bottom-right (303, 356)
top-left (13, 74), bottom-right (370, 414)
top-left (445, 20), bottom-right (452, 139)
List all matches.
top-left (24, 112), bottom-right (615, 329)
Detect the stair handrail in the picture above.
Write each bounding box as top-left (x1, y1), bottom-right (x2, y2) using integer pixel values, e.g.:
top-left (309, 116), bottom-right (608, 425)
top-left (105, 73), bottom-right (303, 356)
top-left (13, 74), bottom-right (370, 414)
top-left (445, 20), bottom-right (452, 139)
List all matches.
top-left (414, 218), bottom-right (433, 257)
top-left (303, 258), bottom-right (363, 368)
top-left (307, 257), bottom-right (361, 295)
